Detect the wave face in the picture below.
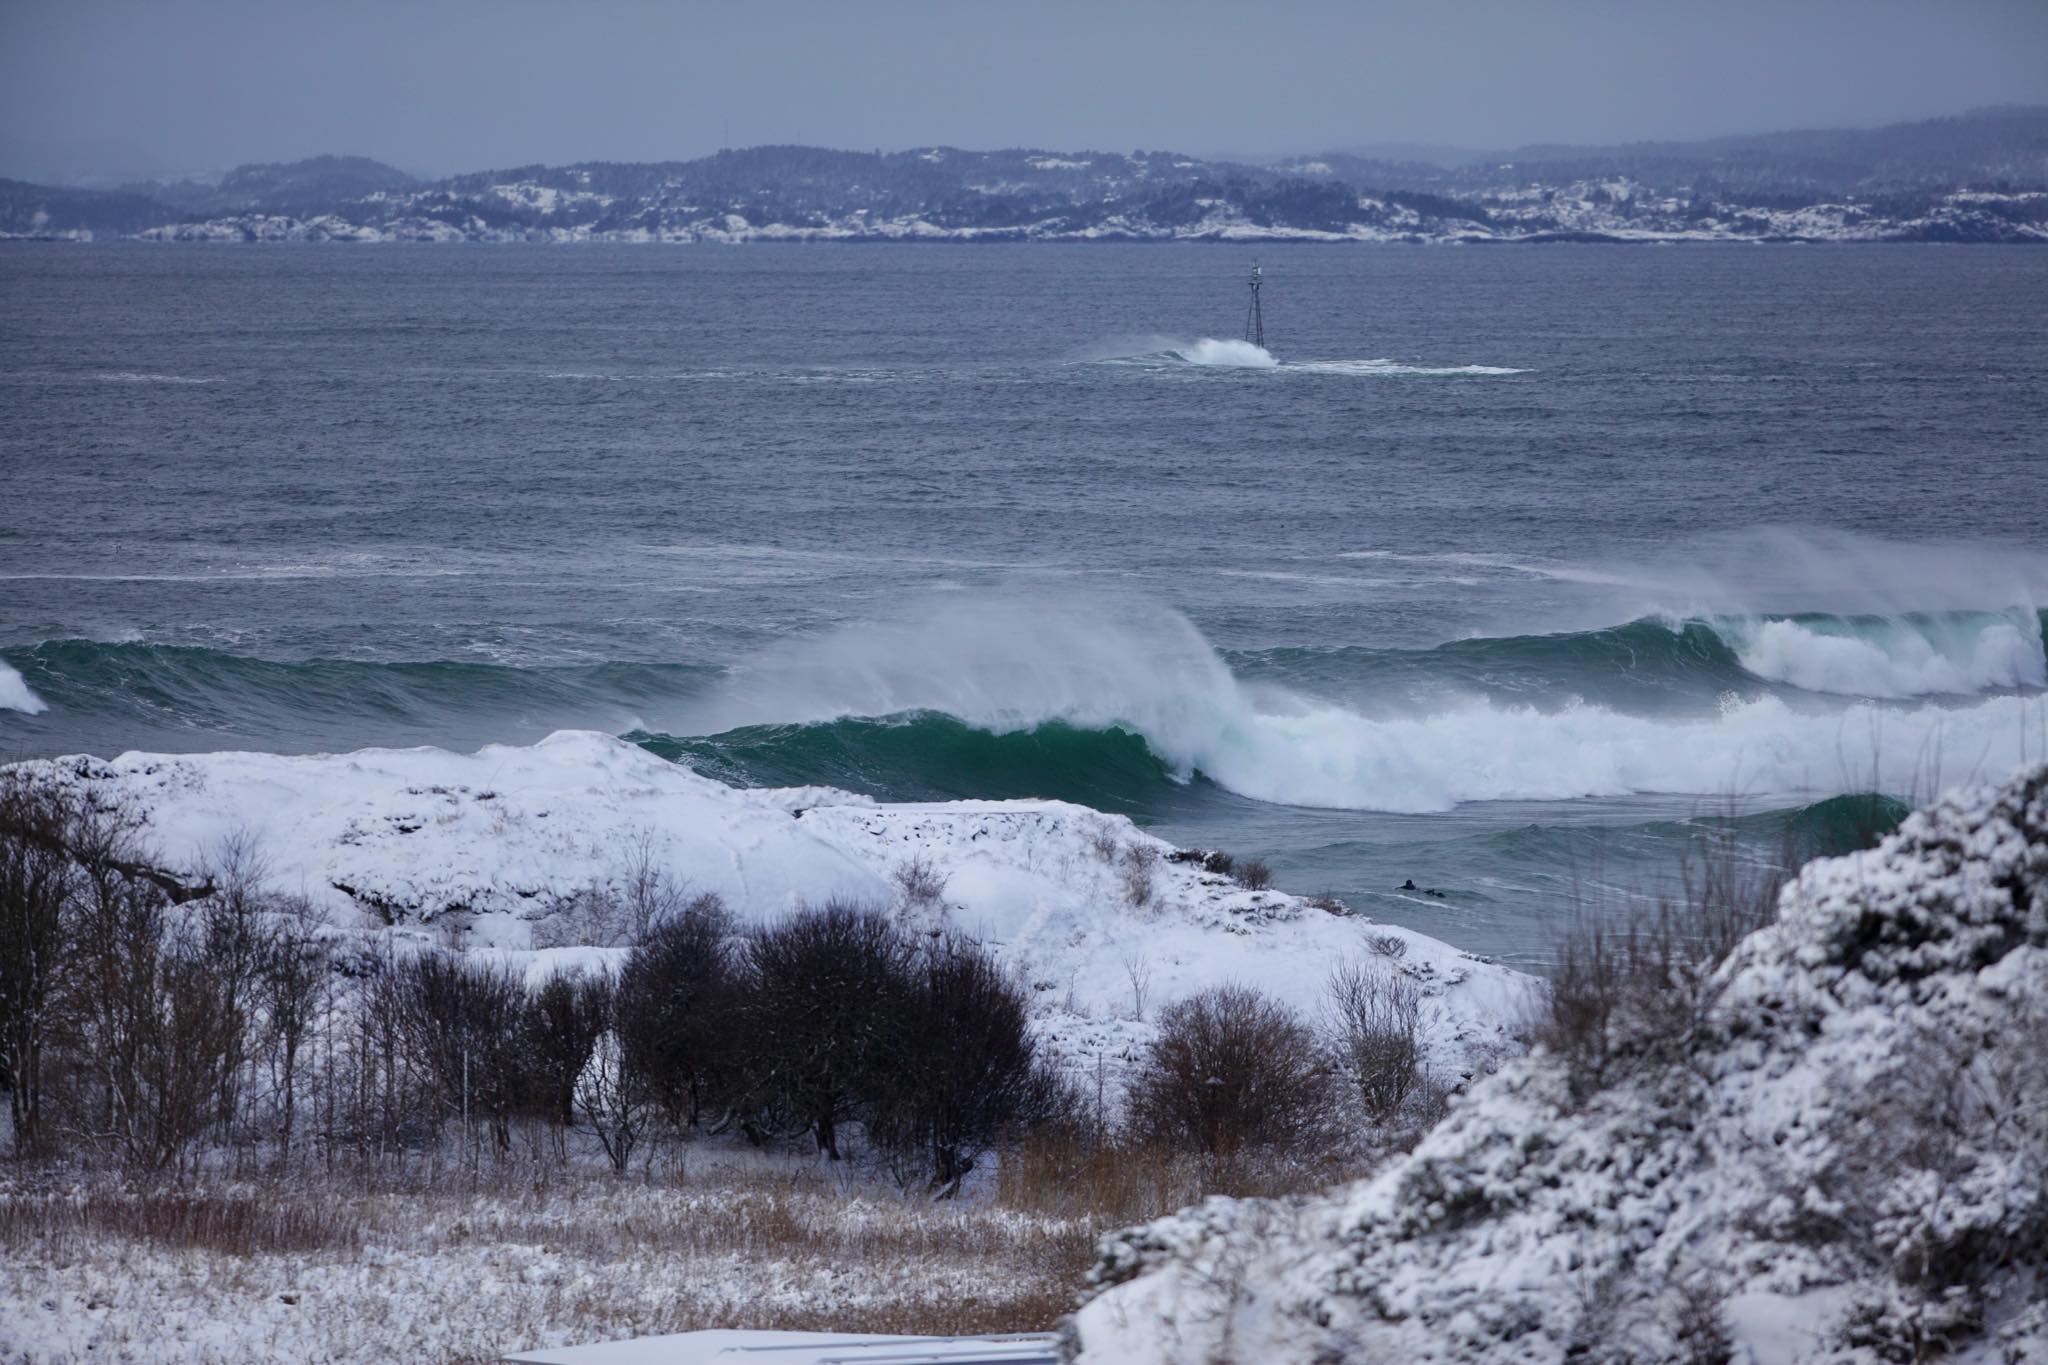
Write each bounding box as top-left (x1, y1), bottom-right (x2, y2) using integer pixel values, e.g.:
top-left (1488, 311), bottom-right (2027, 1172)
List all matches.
top-left (0, 639), bottom-right (713, 753)
top-left (6, 603), bottom-right (2043, 814)
top-left (635, 715), bottom-right (1181, 813)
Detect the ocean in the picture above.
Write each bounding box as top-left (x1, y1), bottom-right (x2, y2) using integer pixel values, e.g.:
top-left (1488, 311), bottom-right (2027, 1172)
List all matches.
top-left (3, 242), bottom-right (2045, 965)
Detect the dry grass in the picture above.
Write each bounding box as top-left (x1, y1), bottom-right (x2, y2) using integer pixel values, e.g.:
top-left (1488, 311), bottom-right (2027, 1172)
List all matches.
top-left (0, 1189), bottom-right (362, 1258)
top-left (0, 1159), bottom-right (1098, 1363)
top-left (995, 1131), bottom-right (1365, 1226)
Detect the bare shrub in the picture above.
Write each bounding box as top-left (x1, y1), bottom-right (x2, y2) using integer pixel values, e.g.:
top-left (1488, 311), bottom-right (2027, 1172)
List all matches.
top-left (1326, 959), bottom-right (1423, 1122)
top-left (1083, 822), bottom-right (1121, 863)
top-left (1119, 862), bottom-right (1154, 910)
top-left (1308, 894), bottom-right (1350, 915)
top-left (892, 855), bottom-right (949, 912)
top-left (1232, 858), bottom-right (1272, 891)
top-left (534, 884), bottom-right (628, 949)
top-left (1124, 985), bottom-right (1337, 1159)
top-left (1369, 932), bottom-right (1408, 959)
top-left (617, 829), bottom-right (686, 942)
top-left (1118, 843), bottom-right (1159, 909)
top-left (1542, 826), bottom-right (1784, 1103)
top-left (1200, 850), bottom-right (1236, 877)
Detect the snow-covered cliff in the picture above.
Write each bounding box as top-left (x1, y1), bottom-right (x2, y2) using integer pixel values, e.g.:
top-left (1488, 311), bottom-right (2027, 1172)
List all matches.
top-left (1066, 765), bottom-right (2048, 1363)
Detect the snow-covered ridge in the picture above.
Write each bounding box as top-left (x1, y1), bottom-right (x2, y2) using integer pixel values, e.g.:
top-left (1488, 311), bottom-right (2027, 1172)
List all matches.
top-left (91, 184), bottom-right (2046, 245)
top-left (1067, 764), bottom-right (2048, 1363)
top-left (7, 731), bottom-right (1531, 1085)
top-left (8, 130), bottom-right (2045, 244)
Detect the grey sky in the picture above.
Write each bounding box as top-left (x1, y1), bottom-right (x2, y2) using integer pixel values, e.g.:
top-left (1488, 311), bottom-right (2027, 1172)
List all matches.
top-left (4, 0), bottom-right (2046, 181)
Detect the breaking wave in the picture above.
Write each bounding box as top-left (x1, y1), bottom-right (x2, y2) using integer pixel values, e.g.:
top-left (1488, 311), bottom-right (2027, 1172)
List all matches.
top-left (8, 601), bottom-right (2043, 812)
top-left (673, 597), bottom-right (2048, 813)
top-left (0, 661), bottom-right (48, 715)
top-left (1722, 609), bottom-right (2045, 698)
top-left (1099, 341), bottom-right (1523, 376)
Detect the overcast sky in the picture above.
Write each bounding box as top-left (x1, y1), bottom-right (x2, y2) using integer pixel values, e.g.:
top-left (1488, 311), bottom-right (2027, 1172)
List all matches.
top-left (4, 0), bottom-right (2046, 181)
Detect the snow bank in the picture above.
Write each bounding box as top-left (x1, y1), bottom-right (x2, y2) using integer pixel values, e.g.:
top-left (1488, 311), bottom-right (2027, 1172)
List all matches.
top-left (9, 731), bottom-right (1530, 1083)
top-left (1066, 764), bottom-right (2048, 1363)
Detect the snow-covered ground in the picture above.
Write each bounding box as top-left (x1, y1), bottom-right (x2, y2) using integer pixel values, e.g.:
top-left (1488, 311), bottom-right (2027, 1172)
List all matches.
top-left (1066, 764), bottom-right (2048, 1364)
top-left (13, 731), bottom-right (1532, 1090)
top-left (0, 1166), bottom-right (1091, 1364)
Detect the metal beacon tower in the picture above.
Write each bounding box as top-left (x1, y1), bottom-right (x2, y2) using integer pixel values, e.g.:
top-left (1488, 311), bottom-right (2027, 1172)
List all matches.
top-left (1244, 260), bottom-right (1266, 349)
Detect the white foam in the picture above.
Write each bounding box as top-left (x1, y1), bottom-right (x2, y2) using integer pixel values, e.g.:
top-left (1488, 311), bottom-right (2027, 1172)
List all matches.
top-left (91, 372), bottom-right (221, 385)
top-left (694, 594), bottom-right (2048, 814)
top-left (1180, 337), bottom-right (1279, 368)
top-left (1728, 610), bottom-right (2046, 699)
top-left (1289, 358), bottom-right (1526, 376)
top-left (0, 661), bottom-right (49, 715)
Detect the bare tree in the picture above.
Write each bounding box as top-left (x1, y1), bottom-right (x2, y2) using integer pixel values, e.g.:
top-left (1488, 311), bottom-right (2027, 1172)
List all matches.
top-left (614, 894), bottom-right (734, 1135)
top-left (870, 933), bottom-right (1066, 1197)
top-left (1122, 953), bottom-right (1153, 1023)
top-left (0, 775), bottom-right (80, 1158)
top-left (67, 860), bottom-right (245, 1174)
top-left (572, 973), bottom-right (645, 1175)
top-left (619, 828), bottom-right (686, 943)
top-left (261, 899), bottom-right (326, 1167)
top-left (733, 900), bottom-right (914, 1160)
top-left (390, 951), bottom-right (528, 1153)
top-left (525, 968), bottom-right (607, 1128)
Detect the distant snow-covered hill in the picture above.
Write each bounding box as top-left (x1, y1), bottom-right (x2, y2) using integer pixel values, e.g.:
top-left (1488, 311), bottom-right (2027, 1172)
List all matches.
top-left (5, 109), bottom-right (2045, 244)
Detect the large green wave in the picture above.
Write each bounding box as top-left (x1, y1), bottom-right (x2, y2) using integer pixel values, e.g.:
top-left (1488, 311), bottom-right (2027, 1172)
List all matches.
top-left (632, 713), bottom-right (1186, 813)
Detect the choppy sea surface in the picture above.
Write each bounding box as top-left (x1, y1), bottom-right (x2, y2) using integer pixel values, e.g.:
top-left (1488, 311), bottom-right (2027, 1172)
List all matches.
top-left (3, 243), bottom-right (2046, 964)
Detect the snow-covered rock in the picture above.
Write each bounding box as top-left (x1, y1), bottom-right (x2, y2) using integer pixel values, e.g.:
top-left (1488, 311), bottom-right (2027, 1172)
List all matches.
top-left (1065, 765), bottom-right (2048, 1364)
top-left (8, 730), bottom-right (1531, 1088)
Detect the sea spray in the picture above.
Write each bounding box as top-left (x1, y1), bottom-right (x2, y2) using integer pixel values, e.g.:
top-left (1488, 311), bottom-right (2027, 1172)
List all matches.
top-left (1724, 607), bottom-right (2046, 698)
top-left (1178, 338), bottom-right (1278, 368)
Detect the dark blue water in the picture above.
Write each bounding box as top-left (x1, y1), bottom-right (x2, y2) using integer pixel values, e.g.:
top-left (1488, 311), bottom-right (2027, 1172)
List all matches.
top-left (4, 244), bottom-right (2046, 962)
